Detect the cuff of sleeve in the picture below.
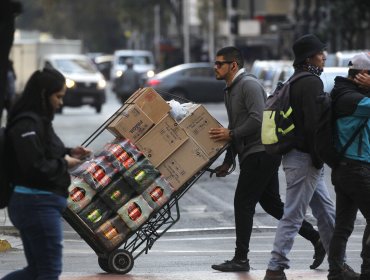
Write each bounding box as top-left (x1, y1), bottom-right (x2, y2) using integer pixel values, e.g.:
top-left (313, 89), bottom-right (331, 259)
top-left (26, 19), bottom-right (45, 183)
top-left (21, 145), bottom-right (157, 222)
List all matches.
top-left (65, 148), bottom-right (72, 156)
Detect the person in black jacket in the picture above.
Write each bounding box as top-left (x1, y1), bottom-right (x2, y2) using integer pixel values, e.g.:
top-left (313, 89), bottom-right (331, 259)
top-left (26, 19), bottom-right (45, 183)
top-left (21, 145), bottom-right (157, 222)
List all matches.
top-left (2, 68), bottom-right (90, 280)
top-left (114, 58), bottom-right (141, 103)
top-left (328, 53), bottom-right (370, 280)
top-left (209, 46), bottom-right (325, 273)
top-left (263, 34), bottom-right (338, 280)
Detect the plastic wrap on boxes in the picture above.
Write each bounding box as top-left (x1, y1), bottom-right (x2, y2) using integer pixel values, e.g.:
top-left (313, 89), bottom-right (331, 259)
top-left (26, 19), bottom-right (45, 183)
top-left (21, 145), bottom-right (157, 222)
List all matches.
top-left (99, 177), bottom-right (135, 211)
top-left (141, 176), bottom-right (174, 211)
top-left (117, 195), bottom-right (153, 231)
top-left (123, 158), bottom-right (160, 194)
top-left (78, 197), bottom-right (113, 230)
top-left (67, 176), bottom-right (97, 213)
top-left (71, 156), bottom-right (118, 191)
top-left (95, 215), bottom-right (131, 252)
top-left (96, 138), bottom-right (143, 174)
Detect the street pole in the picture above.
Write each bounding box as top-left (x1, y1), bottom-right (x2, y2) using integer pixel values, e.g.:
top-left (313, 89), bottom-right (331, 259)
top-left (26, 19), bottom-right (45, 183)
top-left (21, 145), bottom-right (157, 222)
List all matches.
top-left (208, 0), bottom-right (215, 61)
top-left (183, 0), bottom-right (190, 63)
top-left (154, 4), bottom-right (160, 69)
top-left (226, 0), bottom-right (235, 46)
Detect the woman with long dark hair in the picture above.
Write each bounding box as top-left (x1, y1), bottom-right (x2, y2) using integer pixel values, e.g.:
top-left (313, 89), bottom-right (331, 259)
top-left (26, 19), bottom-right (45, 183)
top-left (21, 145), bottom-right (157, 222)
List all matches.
top-left (2, 67), bottom-right (90, 280)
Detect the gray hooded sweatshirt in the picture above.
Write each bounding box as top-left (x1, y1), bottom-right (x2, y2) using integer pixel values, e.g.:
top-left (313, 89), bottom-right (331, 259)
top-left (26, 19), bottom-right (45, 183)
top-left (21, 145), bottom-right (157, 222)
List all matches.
top-left (223, 71), bottom-right (267, 166)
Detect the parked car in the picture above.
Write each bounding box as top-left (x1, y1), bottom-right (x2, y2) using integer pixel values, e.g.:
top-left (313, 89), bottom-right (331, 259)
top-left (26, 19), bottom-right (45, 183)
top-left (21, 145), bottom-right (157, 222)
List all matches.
top-left (268, 62), bottom-right (294, 95)
top-left (321, 67), bottom-right (348, 93)
top-left (265, 64), bottom-right (347, 96)
top-left (145, 63), bottom-right (225, 103)
top-left (42, 54), bottom-right (107, 113)
top-left (250, 60), bottom-right (292, 94)
top-left (335, 50), bottom-right (369, 67)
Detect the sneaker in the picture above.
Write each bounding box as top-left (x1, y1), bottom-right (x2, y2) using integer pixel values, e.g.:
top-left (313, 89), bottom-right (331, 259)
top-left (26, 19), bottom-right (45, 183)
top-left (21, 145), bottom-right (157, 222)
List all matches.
top-left (211, 257), bottom-right (250, 272)
top-left (328, 263), bottom-right (360, 280)
top-left (310, 239), bottom-right (326, 269)
top-left (263, 269), bottom-right (287, 280)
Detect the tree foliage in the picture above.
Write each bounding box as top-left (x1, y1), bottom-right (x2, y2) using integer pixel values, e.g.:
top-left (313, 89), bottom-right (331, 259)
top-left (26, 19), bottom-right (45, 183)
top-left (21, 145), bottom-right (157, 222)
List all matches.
top-left (325, 0), bottom-right (370, 50)
top-left (15, 0), bottom-right (186, 54)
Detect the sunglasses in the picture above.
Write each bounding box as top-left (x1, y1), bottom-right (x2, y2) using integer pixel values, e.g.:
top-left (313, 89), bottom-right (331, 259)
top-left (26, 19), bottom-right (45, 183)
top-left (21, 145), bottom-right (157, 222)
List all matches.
top-left (214, 60), bottom-right (234, 68)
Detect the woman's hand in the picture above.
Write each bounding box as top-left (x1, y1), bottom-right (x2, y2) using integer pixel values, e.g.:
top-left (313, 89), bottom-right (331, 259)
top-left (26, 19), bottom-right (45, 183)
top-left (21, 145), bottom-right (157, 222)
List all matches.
top-left (70, 146), bottom-right (92, 160)
top-left (64, 154), bottom-right (82, 169)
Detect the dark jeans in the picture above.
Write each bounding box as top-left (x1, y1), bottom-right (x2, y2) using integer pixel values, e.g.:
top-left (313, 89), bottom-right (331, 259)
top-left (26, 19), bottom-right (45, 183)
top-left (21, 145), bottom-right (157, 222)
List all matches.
top-left (329, 163), bottom-right (370, 276)
top-left (3, 192), bottom-right (67, 280)
top-left (234, 151), bottom-right (319, 258)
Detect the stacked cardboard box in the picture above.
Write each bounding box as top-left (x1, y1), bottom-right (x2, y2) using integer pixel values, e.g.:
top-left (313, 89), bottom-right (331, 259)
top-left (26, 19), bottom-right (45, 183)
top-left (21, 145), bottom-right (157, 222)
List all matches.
top-left (67, 88), bottom-right (228, 251)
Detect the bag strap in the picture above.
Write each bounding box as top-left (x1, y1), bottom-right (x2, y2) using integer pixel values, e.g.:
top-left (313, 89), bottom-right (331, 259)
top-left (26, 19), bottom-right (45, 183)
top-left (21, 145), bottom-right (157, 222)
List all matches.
top-left (288, 72), bottom-right (315, 84)
top-left (339, 118), bottom-right (369, 157)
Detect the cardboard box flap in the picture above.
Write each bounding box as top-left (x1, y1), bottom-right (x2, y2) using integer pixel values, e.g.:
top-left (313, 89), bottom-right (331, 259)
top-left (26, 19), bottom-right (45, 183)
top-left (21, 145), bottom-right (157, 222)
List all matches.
top-left (179, 105), bottom-right (228, 158)
top-left (106, 104), bottom-right (154, 143)
top-left (125, 87), bottom-right (170, 123)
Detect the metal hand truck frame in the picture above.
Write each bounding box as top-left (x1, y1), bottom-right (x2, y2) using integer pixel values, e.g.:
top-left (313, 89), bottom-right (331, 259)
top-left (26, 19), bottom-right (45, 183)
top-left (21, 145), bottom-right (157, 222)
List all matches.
top-left (63, 93), bottom-right (233, 274)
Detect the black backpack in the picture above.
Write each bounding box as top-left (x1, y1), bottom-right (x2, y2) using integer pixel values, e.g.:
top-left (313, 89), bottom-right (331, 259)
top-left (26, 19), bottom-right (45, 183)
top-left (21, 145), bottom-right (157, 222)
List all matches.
top-left (261, 72), bottom-right (312, 155)
top-left (0, 112), bottom-right (39, 209)
top-left (314, 91), bottom-right (368, 168)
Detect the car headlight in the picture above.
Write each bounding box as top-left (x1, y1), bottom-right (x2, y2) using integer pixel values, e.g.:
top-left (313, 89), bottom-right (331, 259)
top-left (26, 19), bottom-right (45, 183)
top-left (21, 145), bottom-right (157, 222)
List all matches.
top-left (147, 70), bottom-right (155, 78)
top-left (115, 70), bottom-right (123, 78)
top-left (66, 78), bottom-right (75, 89)
top-left (97, 79), bottom-right (106, 90)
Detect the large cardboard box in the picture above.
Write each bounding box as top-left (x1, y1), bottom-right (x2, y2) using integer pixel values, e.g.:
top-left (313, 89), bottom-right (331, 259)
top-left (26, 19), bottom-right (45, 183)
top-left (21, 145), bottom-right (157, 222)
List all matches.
top-left (157, 138), bottom-right (209, 190)
top-left (136, 114), bottom-right (189, 167)
top-left (106, 104), bottom-right (154, 143)
top-left (126, 87), bottom-right (170, 123)
top-left (179, 105), bottom-right (228, 158)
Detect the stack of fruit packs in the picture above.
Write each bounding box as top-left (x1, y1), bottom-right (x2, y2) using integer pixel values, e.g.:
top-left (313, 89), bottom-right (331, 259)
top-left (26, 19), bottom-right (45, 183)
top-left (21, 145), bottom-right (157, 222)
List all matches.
top-left (67, 138), bottom-right (174, 251)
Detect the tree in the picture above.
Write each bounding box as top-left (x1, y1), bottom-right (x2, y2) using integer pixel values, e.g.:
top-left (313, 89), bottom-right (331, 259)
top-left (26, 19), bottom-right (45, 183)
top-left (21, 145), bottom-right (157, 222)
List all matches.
top-left (326, 0), bottom-right (370, 51)
top-left (15, 0), bottom-right (186, 55)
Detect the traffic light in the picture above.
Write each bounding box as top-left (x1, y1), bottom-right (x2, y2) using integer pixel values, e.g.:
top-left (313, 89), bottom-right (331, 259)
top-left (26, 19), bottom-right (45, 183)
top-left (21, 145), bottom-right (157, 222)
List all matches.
top-left (230, 14), bottom-right (239, 35)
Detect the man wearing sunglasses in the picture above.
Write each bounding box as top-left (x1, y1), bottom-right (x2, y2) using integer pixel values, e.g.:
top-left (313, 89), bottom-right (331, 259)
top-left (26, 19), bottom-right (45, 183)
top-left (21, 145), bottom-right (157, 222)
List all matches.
top-left (209, 46), bottom-right (324, 272)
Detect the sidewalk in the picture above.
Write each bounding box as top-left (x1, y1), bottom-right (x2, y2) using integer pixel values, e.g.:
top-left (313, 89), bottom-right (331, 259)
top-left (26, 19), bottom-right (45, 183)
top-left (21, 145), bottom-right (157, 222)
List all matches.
top-left (58, 270), bottom-right (329, 280)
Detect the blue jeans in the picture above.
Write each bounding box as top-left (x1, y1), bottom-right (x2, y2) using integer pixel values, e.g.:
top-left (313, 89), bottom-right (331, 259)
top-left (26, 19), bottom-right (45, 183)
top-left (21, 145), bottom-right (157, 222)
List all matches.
top-left (2, 192), bottom-right (67, 280)
top-left (267, 149), bottom-right (336, 270)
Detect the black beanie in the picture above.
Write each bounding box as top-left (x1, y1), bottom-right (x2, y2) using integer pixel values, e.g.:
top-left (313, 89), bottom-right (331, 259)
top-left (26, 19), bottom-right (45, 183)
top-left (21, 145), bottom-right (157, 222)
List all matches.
top-left (292, 34), bottom-right (326, 65)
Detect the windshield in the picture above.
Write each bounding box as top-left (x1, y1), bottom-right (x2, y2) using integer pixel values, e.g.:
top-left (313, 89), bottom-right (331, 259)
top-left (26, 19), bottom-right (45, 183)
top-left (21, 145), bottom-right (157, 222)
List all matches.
top-left (118, 55), bottom-right (152, 65)
top-left (54, 58), bottom-right (97, 74)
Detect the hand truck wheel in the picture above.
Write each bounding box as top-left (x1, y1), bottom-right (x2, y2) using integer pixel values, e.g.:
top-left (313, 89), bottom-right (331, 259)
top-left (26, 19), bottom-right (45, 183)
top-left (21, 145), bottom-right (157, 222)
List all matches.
top-left (98, 256), bottom-right (111, 273)
top-left (108, 249), bottom-right (134, 274)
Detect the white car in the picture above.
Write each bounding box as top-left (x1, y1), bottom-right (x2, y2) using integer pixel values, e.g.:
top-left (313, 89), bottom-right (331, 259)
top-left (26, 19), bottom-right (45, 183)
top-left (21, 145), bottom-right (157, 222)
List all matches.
top-left (321, 67), bottom-right (348, 93)
top-left (110, 49), bottom-right (155, 83)
top-left (41, 54), bottom-right (107, 113)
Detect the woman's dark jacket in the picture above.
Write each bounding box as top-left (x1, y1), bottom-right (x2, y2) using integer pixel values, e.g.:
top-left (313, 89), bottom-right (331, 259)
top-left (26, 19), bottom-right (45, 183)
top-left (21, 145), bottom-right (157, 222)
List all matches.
top-left (7, 114), bottom-right (71, 197)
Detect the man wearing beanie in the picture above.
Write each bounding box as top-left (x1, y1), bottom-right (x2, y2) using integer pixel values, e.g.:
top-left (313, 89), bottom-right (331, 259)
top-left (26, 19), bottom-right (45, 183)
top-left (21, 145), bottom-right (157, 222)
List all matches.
top-left (327, 52), bottom-right (370, 280)
top-left (263, 34), bottom-right (338, 280)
